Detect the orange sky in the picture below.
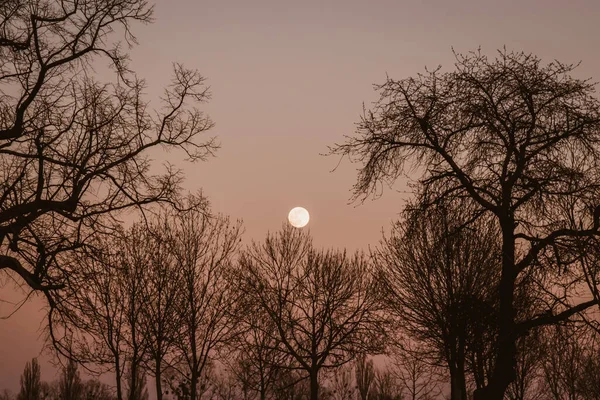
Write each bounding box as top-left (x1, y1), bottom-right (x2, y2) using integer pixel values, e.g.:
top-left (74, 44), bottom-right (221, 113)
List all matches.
top-left (3, 0), bottom-right (600, 394)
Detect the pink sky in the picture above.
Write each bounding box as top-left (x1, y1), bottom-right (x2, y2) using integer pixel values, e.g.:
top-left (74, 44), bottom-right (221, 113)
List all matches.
top-left (2, 0), bottom-right (600, 394)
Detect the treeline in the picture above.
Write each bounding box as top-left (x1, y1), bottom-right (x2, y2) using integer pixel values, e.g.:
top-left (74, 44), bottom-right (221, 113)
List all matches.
top-left (5, 196), bottom-right (600, 400)
top-left (2, 359), bottom-right (119, 400)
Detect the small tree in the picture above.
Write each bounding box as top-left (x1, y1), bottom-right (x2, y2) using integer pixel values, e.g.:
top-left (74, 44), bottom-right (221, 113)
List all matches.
top-left (17, 358), bottom-right (42, 400)
top-left (82, 380), bottom-right (117, 400)
top-left (391, 344), bottom-right (441, 400)
top-left (239, 226), bottom-right (386, 400)
top-left (58, 360), bottom-right (83, 400)
top-left (355, 354), bottom-right (376, 400)
top-left (139, 214), bottom-right (184, 400)
top-left (227, 310), bottom-right (288, 400)
top-left (330, 365), bottom-right (356, 400)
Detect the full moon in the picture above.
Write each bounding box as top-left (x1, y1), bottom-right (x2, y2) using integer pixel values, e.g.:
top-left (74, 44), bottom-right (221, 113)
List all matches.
top-left (288, 207), bottom-right (310, 228)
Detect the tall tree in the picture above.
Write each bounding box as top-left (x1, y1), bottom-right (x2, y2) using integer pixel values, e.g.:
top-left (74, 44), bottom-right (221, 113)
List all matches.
top-left (139, 214), bottom-right (184, 400)
top-left (0, 0), bottom-right (216, 302)
top-left (51, 223), bottom-right (155, 400)
top-left (168, 206), bottom-right (243, 400)
top-left (332, 49), bottom-right (600, 399)
top-left (17, 358), bottom-right (41, 400)
top-left (239, 226), bottom-right (386, 400)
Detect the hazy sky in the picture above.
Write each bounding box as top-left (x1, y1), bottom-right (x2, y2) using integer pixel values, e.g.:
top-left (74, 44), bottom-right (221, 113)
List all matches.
top-left (3, 0), bottom-right (600, 394)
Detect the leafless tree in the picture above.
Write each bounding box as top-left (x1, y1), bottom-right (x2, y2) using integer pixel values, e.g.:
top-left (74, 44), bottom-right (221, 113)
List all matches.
top-left (50, 223), bottom-right (155, 400)
top-left (273, 369), bottom-right (311, 400)
top-left (0, 390), bottom-right (15, 400)
top-left (239, 225), bottom-right (386, 400)
top-left (0, 0), bottom-right (217, 308)
top-left (167, 206), bottom-right (243, 400)
top-left (391, 343), bottom-right (441, 400)
top-left (536, 324), bottom-right (600, 400)
top-left (227, 309), bottom-right (289, 400)
top-left (125, 366), bottom-right (148, 400)
top-left (17, 358), bottom-right (42, 400)
top-left (370, 368), bottom-right (401, 400)
top-left (329, 364), bottom-right (355, 400)
top-left (374, 198), bottom-right (500, 400)
top-left (58, 360), bottom-right (83, 400)
top-left (505, 332), bottom-right (544, 400)
top-left (332, 49), bottom-right (600, 399)
top-left (355, 354), bottom-right (376, 400)
top-left (81, 380), bottom-right (117, 400)
top-left (139, 214), bottom-right (184, 400)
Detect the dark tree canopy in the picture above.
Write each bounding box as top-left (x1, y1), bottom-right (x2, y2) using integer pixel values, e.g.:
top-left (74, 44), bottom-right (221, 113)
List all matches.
top-left (0, 0), bottom-right (216, 300)
top-left (333, 49), bottom-right (600, 399)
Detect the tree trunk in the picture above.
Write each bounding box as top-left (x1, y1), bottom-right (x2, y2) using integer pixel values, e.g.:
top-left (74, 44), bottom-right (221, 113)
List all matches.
top-left (449, 365), bottom-right (467, 400)
top-left (115, 357), bottom-right (123, 400)
top-left (310, 368), bottom-right (319, 400)
top-left (190, 369), bottom-right (198, 400)
top-left (474, 221), bottom-right (517, 400)
top-left (155, 360), bottom-right (163, 400)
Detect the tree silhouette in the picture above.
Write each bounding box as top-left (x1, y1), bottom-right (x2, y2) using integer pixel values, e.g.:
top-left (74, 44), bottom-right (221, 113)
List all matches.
top-left (355, 354), bottom-right (376, 400)
top-left (50, 223), bottom-right (156, 400)
top-left (375, 198), bottom-right (500, 400)
top-left (0, 0), bottom-right (216, 303)
top-left (17, 358), bottom-right (41, 400)
top-left (239, 226), bottom-right (386, 400)
top-left (167, 204), bottom-right (243, 400)
top-left (332, 49), bottom-right (600, 399)
top-left (58, 360), bottom-right (83, 400)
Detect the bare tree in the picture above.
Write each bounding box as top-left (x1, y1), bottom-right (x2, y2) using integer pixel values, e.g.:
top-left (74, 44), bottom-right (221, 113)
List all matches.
top-left (81, 380), bottom-right (117, 400)
top-left (370, 368), bottom-right (401, 400)
top-left (227, 309), bottom-right (288, 400)
top-left (355, 354), bottom-right (376, 400)
top-left (374, 198), bottom-right (500, 400)
top-left (329, 364), bottom-right (356, 400)
top-left (391, 344), bottom-right (441, 400)
top-left (17, 358), bottom-right (42, 400)
top-left (50, 223), bottom-right (156, 400)
top-left (0, 390), bottom-right (15, 400)
top-left (332, 49), bottom-right (600, 399)
top-left (125, 366), bottom-right (148, 400)
top-left (239, 225), bottom-right (386, 400)
top-left (167, 206), bottom-right (243, 400)
top-left (0, 0), bottom-right (216, 306)
top-left (536, 324), bottom-right (600, 400)
top-left (139, 214), bottom-right (184, 400)
top-left (58, 360), bottom-right (83, 400)
top-left (505, 332), bottom-right (544, 400)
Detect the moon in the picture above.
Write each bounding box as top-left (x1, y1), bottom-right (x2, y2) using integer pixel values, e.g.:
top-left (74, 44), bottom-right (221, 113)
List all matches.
top-left (288, 207), bottom-right (310, 228)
